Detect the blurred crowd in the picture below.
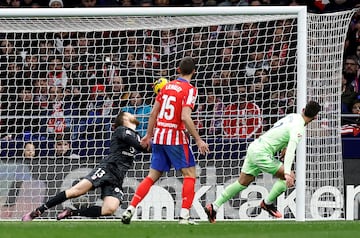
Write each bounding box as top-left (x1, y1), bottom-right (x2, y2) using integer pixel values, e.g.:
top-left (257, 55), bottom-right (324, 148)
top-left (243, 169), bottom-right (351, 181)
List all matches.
top-left (0, 0), bottom-right (359, 158)
top-left (0, 0), bottom-right (357, 10)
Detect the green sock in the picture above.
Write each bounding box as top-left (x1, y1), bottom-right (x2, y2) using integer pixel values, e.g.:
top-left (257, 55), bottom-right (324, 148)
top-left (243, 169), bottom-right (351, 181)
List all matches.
top-left (265, 180), bottom-right (287, 204)
top-left (213, 181), bottom-right (247, 209)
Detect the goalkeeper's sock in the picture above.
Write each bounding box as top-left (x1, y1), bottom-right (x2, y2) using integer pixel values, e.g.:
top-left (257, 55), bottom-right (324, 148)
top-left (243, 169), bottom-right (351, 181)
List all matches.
top-left (265, 180), bottom-right (287, 204)
top-left (213, 181), bottom-right (247, 211)
top-left (73, 206), bottom-right (102, 217)
top-left (181, 177), bottom-right (195, 210)
top-left (38, 191), bottom-right (67, 213)
top-left (130, 176), bottom-right (154, 207)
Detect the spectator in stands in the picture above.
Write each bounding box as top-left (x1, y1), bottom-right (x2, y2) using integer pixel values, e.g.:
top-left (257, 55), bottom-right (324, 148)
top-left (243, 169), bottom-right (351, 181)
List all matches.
top-left (54, 32), bottom-right (71, 54)
top-left (54, 133), bottom-right (80, 159)
top-left (62, 42), bottom-right (77, 71)
top-left (47, 56), bottom-right (68, 88)
top-left (343, 55), bottom-right (360, 93)
top-left (24, 52), bottom-right (39, 71)
top-left (121, 92), bottom-right (151, 137)
top-left (154, 0), bottom-right (170, 6)
top-left (9, 0), bottom-right (21, 7)
top-left (119, 30), bottom-right (142, 67)
top-left (160, 29), bottom-right (177, 64)
top-left (7, 86), bottom-right (40, 137)
top-left (195, 88), bottom-right (224, 136)
top-left (33, 72), bottom-right (49, 111)
top-left (269, 89), bottom-right (295, 124)
top-left (49, 0), bottom-right (63, 8)
top-left (267, 26), bottom-right (289, 66)
top-left (218, 0), bottom-right (248, 6)
top-left (223, 94), bottom-right (263, 138)
top-left (38, 40), bottom-right (54, 63)
top-left (249, 0), bottom-right (262, 5)
top-left (119, 0), bottom-right (134, 6)
top-left (355, 44), bottom-right (360, 66)
top-left (142, 43), bottom-right (161, 69)
top-left (139, 0), bottom-right (153, 6)
top-left (79, 0), bottom-right (98, 7)
top-left (0, 141), bottom-right (38, 218)
top-left (245, 45), bottom-right (270, 77)
top-left (224, 30), bottom-right (241, 54)
top-left (248, 69), bottom-right (272, 116)
top-left (341, 72), bottom-right (358, 113)
top-left (106, 74), bottom-right (129, 111)
top-left (46, 86), bottom-right (67, 136)
top-left (74, 32), bottom-right (95, 63)
top-left (341, 100), bottom-right (360, 137)
top-left (21, 142), bottom-right (37, 159)
top-left (239, 22), bottom-right (259, 49)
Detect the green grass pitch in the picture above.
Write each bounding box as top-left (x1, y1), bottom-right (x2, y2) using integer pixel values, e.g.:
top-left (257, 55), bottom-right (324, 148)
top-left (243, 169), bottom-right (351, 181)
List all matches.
top-left (0, 220), bottom-right (358, 238)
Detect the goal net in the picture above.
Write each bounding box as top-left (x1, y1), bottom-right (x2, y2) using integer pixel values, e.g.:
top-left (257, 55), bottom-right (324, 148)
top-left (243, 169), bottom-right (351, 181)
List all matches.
top-left (0, 7), bottom-right (355, 221)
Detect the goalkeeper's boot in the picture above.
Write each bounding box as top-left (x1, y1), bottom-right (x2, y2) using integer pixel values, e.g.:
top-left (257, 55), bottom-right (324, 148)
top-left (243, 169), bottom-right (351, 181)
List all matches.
top-left (57, 207), bottom-right (73, 220)
top-left (21, 209), bottom-right (41, 222)
top-left (260, 200), bottom-right (282, 218)
top-left (204, 203), bottom-right (217, 223)
top-left (121, 208), bottom-right (134, 225)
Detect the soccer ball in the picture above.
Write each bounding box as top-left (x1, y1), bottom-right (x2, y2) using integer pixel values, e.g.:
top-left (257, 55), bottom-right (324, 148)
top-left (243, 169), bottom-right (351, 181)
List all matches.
top-left (153, 77), bottom-right (168, 95)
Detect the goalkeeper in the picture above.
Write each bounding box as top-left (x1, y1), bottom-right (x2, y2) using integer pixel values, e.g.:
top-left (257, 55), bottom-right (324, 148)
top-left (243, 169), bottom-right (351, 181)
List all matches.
top-left (22, 112), bottom-right (147, 221)
top-left (204, 101), bottom-right (321, 223)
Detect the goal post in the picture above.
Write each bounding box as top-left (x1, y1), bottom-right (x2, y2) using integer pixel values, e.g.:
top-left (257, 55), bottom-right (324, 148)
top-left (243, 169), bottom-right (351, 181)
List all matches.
top-left (0, 7), bottom-right (355, 221)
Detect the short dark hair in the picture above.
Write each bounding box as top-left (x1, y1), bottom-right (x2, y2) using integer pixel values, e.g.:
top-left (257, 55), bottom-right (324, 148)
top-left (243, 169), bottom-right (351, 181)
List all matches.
top-left (179, 57), bottom-right (195, 75)
top-left (304, 101), bottom-right (321, 118)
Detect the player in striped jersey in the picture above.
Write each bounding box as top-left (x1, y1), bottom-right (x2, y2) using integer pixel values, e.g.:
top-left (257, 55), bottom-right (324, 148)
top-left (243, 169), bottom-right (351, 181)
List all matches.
top-left (121, 57), bottom-right (209, 225)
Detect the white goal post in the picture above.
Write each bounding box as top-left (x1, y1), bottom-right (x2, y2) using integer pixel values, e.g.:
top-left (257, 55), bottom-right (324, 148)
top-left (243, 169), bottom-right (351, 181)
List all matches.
top-left (0, 7), bottom-right (355, 221)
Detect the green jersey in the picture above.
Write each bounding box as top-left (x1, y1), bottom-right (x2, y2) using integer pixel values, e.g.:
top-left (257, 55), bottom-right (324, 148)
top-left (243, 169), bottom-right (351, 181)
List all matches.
top-left (255, 113), bottom-right (305, 174)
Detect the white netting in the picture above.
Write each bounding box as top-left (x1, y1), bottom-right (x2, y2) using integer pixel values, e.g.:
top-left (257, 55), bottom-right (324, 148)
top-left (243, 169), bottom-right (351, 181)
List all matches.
top-left (0, 8), bottom-right (354, 221)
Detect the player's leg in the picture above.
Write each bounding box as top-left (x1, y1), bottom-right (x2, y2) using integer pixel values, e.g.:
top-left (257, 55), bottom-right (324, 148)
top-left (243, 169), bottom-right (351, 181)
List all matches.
top-left (22, 179), bottom-right (93, 221)
top-left (179, 166), bottom-right (196, 224)
top-left (121, 168), bottom-right (162, 224)
top-left (122, 144), bottom-right (169, 224)
top-left (168, 144), bottom-right (198, 224)
top-left (57, 184), bottom-right (122, 220)
top-left (204, 172), bottom-right (255, 223)
top-left (258, 158), bottom-right (285, 218)
top-left (205, 146), bottom-right (259, 223)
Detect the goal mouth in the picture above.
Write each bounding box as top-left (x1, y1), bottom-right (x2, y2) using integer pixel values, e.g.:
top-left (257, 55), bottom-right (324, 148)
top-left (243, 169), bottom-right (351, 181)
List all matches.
top-left (0, 7), bottom-right (355, 221)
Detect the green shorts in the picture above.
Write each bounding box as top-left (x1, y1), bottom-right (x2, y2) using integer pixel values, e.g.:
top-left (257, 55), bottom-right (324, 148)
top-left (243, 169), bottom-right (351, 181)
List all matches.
top-left (241, 141), bottom-right (282, 177)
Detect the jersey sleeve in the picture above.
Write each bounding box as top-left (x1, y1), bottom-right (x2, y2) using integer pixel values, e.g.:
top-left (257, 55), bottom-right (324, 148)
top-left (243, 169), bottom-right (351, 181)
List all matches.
top-left (117, 127), bottom-right (147, 152)
top-left (283, 121), bottom-right (305, 174)
top-left (183, 86), bottom-right (197, 110)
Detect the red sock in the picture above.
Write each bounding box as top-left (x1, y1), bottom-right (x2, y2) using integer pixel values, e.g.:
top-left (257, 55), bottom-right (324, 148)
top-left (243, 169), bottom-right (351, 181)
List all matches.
top-left (130, 176), bottom-right (154, 207)
top-left (182, 177), bottom-right (196, 209)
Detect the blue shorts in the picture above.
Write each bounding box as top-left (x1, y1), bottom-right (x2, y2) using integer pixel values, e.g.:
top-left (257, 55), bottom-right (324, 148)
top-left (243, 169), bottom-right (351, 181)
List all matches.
top-left (150, 144), bottom-right (195, 172)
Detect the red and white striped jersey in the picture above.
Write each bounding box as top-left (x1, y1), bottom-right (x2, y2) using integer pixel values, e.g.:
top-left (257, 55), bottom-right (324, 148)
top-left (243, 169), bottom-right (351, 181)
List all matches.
top-left (153, 78), bottom-right (197, 145)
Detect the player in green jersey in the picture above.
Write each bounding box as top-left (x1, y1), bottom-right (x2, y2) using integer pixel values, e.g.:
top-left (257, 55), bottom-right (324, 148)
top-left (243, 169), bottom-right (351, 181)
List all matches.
top-left (204, 101), bottom-right (321, 223)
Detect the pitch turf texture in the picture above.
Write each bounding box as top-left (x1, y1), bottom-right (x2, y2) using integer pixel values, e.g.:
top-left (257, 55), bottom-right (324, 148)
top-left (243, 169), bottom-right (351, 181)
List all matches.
top-left (1, 221), bottom-right (359, 238)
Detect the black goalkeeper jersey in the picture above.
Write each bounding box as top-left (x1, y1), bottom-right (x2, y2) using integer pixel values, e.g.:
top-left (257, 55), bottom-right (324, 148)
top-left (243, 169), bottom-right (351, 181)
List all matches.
top-left (99, 126), bottom-right (146, 170)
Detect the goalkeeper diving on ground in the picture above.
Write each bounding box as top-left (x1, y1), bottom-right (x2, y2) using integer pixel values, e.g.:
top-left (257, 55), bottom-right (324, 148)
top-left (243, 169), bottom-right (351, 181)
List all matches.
top-left (22, 111), bottom-right (148, 221)
top-left (204, 101), bottom-right (321, 223)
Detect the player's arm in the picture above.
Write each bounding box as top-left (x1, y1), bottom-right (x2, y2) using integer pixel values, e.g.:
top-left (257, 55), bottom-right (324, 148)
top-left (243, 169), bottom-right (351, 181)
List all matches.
top-left (123, 131), bottom-right (148, 152)
top-left (283, 128), bottom-right (303, 187)
top-left (283, 140), bottom-right (297, 175)
top-left (181, 106), bottom-right (209, 155)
